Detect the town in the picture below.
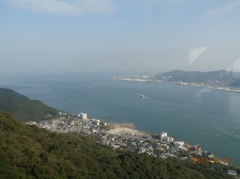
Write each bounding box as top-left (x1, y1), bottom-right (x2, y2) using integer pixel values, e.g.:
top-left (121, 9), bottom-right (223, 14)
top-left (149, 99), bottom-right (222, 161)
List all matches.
top-left (27, 112), bottom-right (238, 178)
top-left (109, 74), bottom-right (240, 93)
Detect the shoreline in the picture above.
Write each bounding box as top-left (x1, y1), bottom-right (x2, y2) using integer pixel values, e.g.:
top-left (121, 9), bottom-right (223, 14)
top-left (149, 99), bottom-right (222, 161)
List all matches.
top-left (28, 114), bottom-right (240, 168)
top-left (110, 78), bottom-right (240, 94)
top-left (172, 81), bottom-right (240, 93)
top-left (107, 121), bottom-right (240, 167)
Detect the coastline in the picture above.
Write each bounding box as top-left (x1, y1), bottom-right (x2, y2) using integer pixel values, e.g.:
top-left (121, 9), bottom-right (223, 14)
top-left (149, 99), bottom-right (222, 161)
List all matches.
top-left (110, 77), bottom-right (240, 94)
top-left (172, 81), bottom-right (240, 93)
top-left (27, 114), bottom-right (240, 168)
top-left (105, 120), bottom-right (239, 167)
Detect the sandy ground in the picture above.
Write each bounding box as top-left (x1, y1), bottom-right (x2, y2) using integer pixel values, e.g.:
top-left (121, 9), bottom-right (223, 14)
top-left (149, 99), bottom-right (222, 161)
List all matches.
top-left (106, 123), bottom-right (149, 137)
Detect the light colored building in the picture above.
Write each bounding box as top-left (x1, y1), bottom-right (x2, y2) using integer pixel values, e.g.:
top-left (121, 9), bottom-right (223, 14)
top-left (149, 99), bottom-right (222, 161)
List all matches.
top-left (160, 131), bottom-right (167, 140)
top-left (174, 141), bottom-right (184, 147)
top-left (161, 144), bottom-right (169, 150)
top-left (166, 137), bottom-right (174, 142)
top-left (79, 112), bottom-right (87, 120)
top-left (203, 151), bottom-right (214, 158)
top-left (228, 169), bottom-right (237, 177)
top-left (193, 144), bottom-right (202, 151)
top-left (160, 131), bottom-right (174, 142)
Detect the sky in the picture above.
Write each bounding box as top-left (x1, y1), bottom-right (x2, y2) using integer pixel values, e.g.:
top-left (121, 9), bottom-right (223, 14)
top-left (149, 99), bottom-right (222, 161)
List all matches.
top-left (1, 0), bottom-right (240, 75)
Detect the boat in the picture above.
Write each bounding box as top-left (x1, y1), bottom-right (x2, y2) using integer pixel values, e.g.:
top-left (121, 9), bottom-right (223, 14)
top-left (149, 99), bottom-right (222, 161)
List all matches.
top-left (138, 94), bottom-right (145, 98)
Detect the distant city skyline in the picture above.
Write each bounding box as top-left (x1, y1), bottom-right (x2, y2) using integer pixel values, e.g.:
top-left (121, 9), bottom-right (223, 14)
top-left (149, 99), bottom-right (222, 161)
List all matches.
top-left (1, 0), bottom-right (240, 75)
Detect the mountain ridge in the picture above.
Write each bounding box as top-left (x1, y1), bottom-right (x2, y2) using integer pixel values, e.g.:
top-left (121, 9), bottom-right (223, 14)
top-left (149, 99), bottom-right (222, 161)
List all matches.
top-left (0, 88), bottom-right (59, 121)
top-left (155, 70), bottom-right (240, 87)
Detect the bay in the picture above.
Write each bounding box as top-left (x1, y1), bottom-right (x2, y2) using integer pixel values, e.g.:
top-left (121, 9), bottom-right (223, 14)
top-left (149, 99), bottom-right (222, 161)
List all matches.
top-left (2, 74), bottom-right (240, 165)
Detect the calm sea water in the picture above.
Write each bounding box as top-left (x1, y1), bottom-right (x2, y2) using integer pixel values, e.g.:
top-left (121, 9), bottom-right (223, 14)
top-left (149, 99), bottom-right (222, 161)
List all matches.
top-left (2, 74), bottom-right (240, 165)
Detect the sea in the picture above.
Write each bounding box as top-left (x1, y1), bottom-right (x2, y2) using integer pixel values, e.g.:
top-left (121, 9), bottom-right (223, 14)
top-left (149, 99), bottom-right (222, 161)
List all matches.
top-left (1, 73), bottom-right (240, 166)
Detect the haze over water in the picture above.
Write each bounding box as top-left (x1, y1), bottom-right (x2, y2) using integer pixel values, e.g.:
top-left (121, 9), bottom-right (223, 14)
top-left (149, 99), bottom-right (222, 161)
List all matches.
top-left (3, 74), bottom-right (240, 165)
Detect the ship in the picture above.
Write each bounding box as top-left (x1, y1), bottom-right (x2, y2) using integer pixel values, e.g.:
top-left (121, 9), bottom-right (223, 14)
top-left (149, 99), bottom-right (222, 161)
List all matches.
top-left (138, 94), bottom-right (145, 98)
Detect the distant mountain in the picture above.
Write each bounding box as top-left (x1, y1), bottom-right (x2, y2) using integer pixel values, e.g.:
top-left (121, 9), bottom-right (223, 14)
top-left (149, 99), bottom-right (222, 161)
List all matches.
top-left (0, 88), bottom-right (59, 121)
top-left (0, 111), bottom-right (233, 178)
top-left (156, 70), bottom-right (240, 84)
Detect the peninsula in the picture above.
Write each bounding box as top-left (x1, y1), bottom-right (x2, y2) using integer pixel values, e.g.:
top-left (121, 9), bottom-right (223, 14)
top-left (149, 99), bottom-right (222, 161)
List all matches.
top-left (109, 70), bottom-right (240, 93)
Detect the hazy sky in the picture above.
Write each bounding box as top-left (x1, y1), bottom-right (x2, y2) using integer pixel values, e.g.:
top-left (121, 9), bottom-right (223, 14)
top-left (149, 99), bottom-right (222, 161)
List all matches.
top-left (1, 0), bottom-right (240, 75)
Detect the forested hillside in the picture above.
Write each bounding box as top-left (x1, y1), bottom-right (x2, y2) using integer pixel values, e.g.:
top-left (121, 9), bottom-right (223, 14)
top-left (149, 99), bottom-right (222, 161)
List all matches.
top-left (0, 88), bottom-right (59, 121)
top-left (0, 111), bottom-right (233, 178)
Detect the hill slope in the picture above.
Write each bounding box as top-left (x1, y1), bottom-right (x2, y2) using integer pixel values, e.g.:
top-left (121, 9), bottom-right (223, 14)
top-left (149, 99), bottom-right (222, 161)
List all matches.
top-left (0, 111), bottom-right (233, 178)
top-left (0, 88), bottom-right (59, 121)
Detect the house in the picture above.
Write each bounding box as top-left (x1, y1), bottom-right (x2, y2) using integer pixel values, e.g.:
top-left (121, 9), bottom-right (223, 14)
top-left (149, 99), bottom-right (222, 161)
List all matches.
top-left (227, 169), bottom-right (237, 177)
top-left (166, 136), bottom-right (174, 142)
top-left (220, 160), bottom-right (229, 166)
top-left (203, 151), bottom-right (214, 158)
top-left (79, 112), bottom-right (87, 120)
top-left (138, 147), bottom-right (147, 153)
top-left (161, 144), bottom-right (169, 150)
top-left (160, 154), bottom-right (168, 159)
top-left (193, 144), bottom-right (202, 151)
top-left (174, 141), bottom-right (184, 147)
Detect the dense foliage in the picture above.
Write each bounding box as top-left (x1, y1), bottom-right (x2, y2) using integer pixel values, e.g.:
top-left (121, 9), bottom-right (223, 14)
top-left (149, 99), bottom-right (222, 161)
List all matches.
top-left (0, 111), bottom-right (233, 178)
top-left (0, 88), bottom-right (59, 121)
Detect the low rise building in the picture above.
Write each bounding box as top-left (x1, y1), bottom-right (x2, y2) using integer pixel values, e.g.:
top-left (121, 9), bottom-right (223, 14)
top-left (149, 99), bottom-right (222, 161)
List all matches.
top-left (227, 169), bottom-right (237, 177)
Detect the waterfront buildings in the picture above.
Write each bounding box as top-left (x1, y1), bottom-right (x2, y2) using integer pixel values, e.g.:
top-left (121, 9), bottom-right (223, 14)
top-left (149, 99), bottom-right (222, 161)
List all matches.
top-left (160, 131), bottom-right (174, 142)
top-left (78, 112), bottom-right (87, 120)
